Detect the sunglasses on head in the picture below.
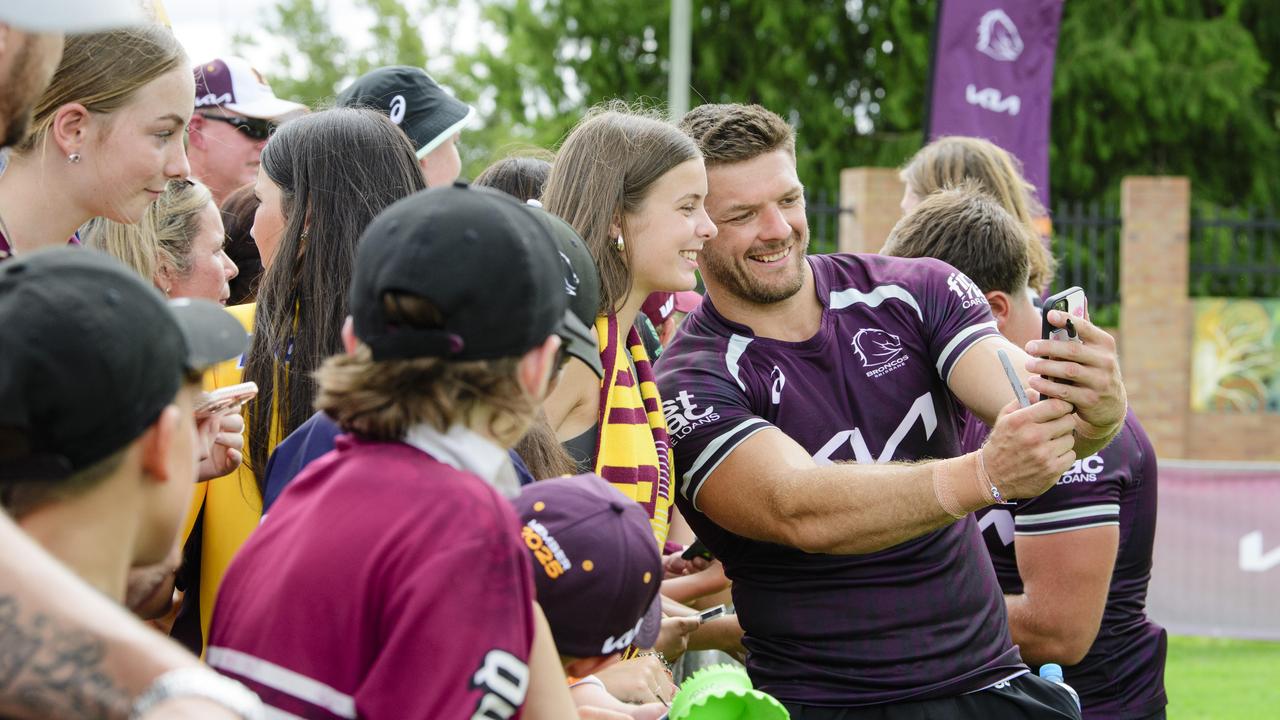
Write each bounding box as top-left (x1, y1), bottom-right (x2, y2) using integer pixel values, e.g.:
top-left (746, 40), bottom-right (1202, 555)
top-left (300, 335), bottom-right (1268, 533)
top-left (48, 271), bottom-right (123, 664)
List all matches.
top-left (198, 114), bottom-right (276, 141)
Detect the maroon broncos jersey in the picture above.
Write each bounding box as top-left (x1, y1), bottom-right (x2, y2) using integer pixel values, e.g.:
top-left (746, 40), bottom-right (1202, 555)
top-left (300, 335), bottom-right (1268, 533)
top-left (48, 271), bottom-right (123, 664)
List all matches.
top-left (656, 253), bottom-right (1022, 706)
top-left (968, 409), bottom-right (1168, 719)
top-left (207, 435), bottom-right (535, 719)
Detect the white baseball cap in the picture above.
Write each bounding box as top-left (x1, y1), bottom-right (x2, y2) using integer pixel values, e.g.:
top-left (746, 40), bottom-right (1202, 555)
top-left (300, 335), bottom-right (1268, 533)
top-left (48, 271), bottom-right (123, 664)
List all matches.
top-left (0, 0), bottom-right (146, 32)
top-left (194, 57), bottom-right (307, 120)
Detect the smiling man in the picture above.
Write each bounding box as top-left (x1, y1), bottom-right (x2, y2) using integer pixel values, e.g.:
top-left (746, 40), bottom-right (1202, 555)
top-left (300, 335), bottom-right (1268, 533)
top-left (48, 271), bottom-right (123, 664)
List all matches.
top-left (187, 57), bottom-right (306, 206)
top-left (654, 103), bottom-right (1130, 719)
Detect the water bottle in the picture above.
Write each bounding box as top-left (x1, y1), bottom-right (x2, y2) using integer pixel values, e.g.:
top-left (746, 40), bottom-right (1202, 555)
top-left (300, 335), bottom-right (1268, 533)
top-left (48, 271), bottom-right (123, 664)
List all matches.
top-left (1039, 663), bottom-right (1081, 712)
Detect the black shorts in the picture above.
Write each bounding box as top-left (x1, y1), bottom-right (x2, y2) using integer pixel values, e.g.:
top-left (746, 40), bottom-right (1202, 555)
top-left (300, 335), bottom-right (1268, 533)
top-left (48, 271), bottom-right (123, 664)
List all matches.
top-left (783, 674), bottom-right (1081, 720)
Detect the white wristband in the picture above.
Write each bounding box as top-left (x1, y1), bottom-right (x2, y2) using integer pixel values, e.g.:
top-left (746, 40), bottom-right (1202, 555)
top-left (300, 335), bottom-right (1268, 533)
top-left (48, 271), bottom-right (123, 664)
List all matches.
top-left (130, 667), bottom-right (265, 720)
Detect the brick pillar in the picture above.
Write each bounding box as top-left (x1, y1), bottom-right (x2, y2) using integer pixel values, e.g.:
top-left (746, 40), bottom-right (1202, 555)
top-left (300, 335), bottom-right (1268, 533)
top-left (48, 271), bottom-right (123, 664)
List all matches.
top-left (839, 168), bottom-right (905, 254)
top-left (1120, 177), bottom-right (1191, 458)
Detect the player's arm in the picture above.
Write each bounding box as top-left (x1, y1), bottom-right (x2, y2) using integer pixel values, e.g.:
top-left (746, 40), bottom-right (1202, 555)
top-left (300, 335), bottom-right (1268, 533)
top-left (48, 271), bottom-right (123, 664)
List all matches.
top-left (695, 398), bottom-right (1077, 555)
top-left (0, 514), bottom-right (219, 720)
top-left (947, 311), bottom-right (1127, 457)
top-left (1005, 525), bottom-right (1119, 665)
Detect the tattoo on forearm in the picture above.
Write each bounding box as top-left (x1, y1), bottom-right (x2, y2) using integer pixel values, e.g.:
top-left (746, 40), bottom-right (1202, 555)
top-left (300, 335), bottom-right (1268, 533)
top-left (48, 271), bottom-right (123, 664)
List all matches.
top-left (0, 597), bottom-right (130, 720)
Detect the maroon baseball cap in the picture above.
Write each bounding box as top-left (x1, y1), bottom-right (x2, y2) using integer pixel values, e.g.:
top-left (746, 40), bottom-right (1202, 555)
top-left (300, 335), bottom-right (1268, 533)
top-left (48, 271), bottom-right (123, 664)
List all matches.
top-left (194, 57), bottom-right (307, 120)
top-left (513, 474), bottom-right (663, 658)
top-left (640, 290), bottom-right (702, 326)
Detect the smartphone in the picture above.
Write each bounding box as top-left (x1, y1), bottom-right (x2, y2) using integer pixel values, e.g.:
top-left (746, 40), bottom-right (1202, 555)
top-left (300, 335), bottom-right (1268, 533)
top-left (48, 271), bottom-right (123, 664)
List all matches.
top-left (697, 604), bottom-right (727, 624)
top-left (1041, 287), bottom-right (1087, 342)
top-left (194, 381), bottom-right (258, 419)
top-left (680, 538), bottom-right (714, 562)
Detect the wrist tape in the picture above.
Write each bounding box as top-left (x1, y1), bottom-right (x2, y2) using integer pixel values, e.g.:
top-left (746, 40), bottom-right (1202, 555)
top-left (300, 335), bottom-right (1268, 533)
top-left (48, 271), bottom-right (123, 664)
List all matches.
top-left (932, 450), bottom-right (998, 519)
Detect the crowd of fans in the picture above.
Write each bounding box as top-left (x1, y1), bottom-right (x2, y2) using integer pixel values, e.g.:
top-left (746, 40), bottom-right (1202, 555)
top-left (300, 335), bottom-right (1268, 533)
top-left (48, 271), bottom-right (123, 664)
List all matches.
top-left (0, 2), bottom-right (1165, 719)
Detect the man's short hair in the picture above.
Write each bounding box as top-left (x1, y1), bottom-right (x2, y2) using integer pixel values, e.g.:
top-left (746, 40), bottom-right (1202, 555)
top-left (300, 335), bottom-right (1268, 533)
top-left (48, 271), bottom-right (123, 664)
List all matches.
top-left (679, 103), bottom-right (795, 166)
top-left (881, 185), bottom-right (1033, 295)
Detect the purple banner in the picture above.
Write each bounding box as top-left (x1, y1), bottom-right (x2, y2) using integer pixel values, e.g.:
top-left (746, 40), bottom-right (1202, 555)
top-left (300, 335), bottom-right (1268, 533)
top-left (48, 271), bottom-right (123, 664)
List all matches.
top-left (927, 0), bottom-right (1064, 207)
top-left (1147, 461), bottom-right (1280, 640)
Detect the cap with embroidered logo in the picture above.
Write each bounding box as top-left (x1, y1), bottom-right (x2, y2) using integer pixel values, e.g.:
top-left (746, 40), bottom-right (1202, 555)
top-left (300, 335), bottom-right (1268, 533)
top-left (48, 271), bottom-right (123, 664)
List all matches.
top-left (194, 57), bottom-right (307, 120)
top-left (641, 290), bottom-right (702, 327)
top-left (512, 474), bottom-right (663, 658)
top-left (524, 204), bottom-right (603, 378)
top-left (336, 66), bottom-right (476, 159)
top-left (0, 248), bottom-right (248, 481)
top-left (351, 182), bottom-right (567, 362)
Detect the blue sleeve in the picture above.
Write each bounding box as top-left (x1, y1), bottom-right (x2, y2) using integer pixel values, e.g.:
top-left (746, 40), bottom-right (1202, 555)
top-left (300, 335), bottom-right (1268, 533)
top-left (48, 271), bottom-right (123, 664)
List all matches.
top-left (262, 412), bottom-right (344, 512)
top-left (508, 449), bottom-right (535, 487)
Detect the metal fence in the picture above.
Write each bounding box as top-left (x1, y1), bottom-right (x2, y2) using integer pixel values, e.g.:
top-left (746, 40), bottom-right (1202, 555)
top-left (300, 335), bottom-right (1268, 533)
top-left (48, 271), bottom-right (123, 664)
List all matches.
top-left (1190, 207), bottom-right (1280, 298)
top-left (806, 189), bottom-right (848, 255)
top-left (803, 193), bottom-right (1280, 314)
top-left (1051, 199), bottom-right (1122, 326)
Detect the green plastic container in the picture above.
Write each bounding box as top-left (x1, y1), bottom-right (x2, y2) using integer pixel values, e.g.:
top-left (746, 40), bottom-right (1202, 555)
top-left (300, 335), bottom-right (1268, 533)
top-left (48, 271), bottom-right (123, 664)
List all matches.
top-left (668, 664), bottom-right (790, 720)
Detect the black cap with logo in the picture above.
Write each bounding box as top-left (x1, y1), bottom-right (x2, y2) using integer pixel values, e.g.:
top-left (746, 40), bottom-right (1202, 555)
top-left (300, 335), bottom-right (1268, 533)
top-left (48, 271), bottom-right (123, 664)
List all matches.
top-left (351, 182), bottom-right (569, 362)
top-left (524, 204), bottom-right (603, 378)
top-left (336, 65), bottom-right (476, 157)
top-left (0, 249), bottom-right (249, 480)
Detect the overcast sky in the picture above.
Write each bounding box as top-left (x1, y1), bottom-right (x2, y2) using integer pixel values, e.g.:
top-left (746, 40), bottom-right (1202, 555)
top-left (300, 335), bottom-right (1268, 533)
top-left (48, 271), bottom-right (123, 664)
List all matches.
top-left (164, 0), bottom-right (481, 78)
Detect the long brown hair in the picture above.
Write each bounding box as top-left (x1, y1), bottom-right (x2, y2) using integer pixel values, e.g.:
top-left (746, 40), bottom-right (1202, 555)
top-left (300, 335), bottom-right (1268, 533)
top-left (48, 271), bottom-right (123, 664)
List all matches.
top-left (18, 26), bottom-right (186, 154)
top-left (242, 108), bottom-right (426, 492)
top-left (540, 103), bottom-right (700, 315)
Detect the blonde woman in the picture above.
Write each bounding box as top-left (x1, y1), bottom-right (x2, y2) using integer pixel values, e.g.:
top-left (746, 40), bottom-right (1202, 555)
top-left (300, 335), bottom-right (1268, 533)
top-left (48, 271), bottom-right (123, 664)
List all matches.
top-left (899, 136), bottom-right (1057, 293)
top-left (0, 26), bottom-right (192, 259)
top-left (84, 179), bottom-right (239, 304)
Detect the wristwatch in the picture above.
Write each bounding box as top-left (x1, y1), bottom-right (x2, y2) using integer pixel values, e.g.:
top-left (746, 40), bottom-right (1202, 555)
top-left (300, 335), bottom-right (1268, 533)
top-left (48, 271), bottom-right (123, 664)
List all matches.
top-left (130, 667), bottom-right (265, 719)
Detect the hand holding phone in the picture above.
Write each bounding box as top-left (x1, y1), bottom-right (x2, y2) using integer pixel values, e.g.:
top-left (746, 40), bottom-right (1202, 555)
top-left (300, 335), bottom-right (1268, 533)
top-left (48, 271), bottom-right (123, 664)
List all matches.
top-left (1041, 287), bottom-right (1088, 343)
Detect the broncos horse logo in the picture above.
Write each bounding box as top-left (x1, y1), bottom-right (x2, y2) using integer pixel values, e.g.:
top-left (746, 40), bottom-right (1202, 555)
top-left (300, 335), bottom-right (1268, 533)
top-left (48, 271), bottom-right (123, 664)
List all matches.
top-left (852, 328), bottom-right (903, 368)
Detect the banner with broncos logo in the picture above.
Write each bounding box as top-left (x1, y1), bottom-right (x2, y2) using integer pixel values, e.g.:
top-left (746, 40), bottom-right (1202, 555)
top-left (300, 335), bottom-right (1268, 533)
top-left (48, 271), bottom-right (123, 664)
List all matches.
top-left (925, 0), bottom-right (1064, 208)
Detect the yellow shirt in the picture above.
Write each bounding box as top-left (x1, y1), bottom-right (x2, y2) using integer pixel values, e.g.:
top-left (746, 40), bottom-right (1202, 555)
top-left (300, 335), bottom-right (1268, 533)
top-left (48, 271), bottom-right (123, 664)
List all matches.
top-left (181, 302), bottom-right (273, 649)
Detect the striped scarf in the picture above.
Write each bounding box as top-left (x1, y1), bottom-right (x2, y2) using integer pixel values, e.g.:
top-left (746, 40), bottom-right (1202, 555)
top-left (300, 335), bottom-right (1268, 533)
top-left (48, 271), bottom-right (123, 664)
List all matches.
top-left (593, 314), bottom-right (673, 548)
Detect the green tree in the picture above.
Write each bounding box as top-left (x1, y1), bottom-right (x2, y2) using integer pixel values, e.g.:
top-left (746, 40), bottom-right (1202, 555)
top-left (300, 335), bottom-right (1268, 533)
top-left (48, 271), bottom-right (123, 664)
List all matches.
top-left (1050, 0), bottom-right (1276, 208)
top-left (234, 0), bottom-right (440, 106)
top-left (452, 0), bottom-right (934, 194)
top-left (235, 0), bottom-right (1280, 211)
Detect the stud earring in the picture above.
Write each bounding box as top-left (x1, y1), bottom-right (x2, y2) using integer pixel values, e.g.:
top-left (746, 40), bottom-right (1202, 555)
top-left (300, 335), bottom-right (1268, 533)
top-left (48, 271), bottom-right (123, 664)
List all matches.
top-left (615, 234), bottom-right (625, 252)
top-left (67, 153), bottom-right (81, 164)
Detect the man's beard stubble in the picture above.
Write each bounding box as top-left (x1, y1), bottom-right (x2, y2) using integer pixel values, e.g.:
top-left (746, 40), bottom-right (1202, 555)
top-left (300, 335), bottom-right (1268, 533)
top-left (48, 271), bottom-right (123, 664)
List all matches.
top-left (698, 229), bottom-right (810, 306)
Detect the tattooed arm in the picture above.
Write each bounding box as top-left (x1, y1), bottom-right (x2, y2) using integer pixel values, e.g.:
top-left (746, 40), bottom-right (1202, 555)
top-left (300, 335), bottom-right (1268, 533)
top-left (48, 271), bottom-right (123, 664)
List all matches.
top-left (0, 514), bottom-right (237, 720)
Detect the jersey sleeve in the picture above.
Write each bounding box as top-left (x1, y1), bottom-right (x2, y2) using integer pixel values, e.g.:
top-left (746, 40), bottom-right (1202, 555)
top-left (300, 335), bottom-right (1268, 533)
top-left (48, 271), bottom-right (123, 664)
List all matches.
top-left (1012, 424), bottom-right (1136, 536)
top-left (913, 260), bottom-right (1002, 383)
top-left (357, 500), bottom-right (536, 719)
top-left (656, 358), bottom-right (773, 512)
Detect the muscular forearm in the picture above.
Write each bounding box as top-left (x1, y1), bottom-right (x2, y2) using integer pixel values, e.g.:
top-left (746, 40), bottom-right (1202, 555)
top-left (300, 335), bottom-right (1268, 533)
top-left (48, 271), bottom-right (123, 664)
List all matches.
top-left (1004, 593), bottom-right (1097, 666)
top-left (773, 459), bottom-right (970, 555)
top-left (0, 515), bottom-right (200, 720)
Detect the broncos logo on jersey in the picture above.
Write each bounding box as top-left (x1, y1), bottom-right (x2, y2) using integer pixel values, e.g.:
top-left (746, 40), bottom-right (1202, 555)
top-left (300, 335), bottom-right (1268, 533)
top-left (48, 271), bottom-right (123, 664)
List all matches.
top-left (851, 328), bottom-right (903, 368)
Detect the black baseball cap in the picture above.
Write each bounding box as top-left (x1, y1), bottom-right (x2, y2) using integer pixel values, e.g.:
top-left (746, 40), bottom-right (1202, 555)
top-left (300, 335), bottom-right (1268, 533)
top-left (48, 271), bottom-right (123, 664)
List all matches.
top-left (336, 66), bottom-right (476, 158)
top-left (0, 249), bottom-right (249, 481)
top-left (525, 204), bottom-right (603, 378)
top-left (351, 182), bottom-right (568, 362)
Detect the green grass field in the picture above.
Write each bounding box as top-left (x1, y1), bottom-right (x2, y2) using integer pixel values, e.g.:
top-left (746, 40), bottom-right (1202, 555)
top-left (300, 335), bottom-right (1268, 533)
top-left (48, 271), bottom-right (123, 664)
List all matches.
top-left (1166, 635), bottom-right (1280, 718)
